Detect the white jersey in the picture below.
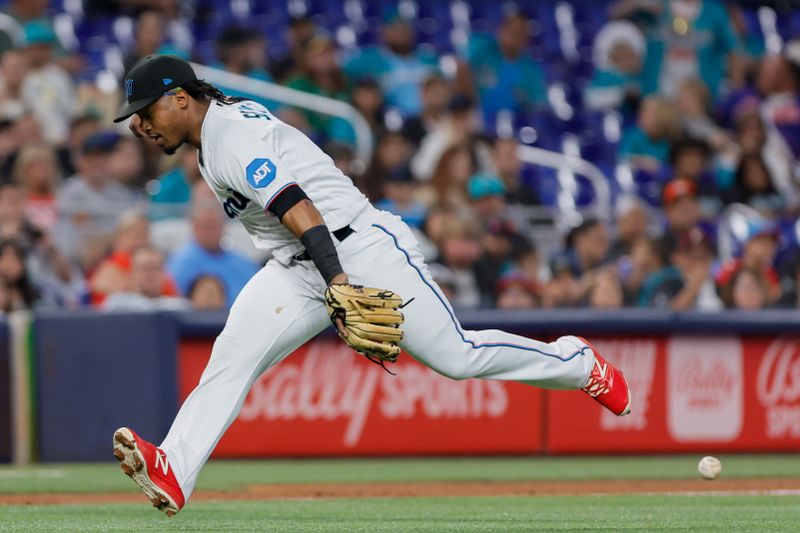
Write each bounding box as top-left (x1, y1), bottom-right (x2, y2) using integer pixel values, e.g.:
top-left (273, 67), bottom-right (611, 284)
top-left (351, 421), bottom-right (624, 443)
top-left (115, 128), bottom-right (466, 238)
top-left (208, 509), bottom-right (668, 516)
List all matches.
top-left (197, 99), bottom-right (370, 264)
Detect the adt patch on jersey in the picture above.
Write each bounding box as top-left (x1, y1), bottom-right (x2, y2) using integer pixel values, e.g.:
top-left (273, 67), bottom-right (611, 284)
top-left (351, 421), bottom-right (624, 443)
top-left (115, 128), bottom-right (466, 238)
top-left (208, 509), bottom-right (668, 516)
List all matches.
top-left (245, 158), bottom-right (277, 189)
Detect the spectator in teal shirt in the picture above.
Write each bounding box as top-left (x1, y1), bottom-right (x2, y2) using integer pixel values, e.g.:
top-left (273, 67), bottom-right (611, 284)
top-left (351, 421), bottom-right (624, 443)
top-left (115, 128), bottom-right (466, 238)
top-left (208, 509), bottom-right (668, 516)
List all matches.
top-left (343, 8), bottom-right (438, 117)
top-left (585, 21), bottom-right (645, 120)
top-left (640, 0), bottom-right (742, 101)
top-left (458, 11), bottom-right (547, 122)
top-left (619, 96), bottom-right (682, 173)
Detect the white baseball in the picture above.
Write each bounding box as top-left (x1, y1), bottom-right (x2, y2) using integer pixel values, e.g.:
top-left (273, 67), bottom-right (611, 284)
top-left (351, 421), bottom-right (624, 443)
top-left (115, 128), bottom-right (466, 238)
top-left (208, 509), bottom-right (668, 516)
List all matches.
top-left (697, 456), bottom-right (722, 480)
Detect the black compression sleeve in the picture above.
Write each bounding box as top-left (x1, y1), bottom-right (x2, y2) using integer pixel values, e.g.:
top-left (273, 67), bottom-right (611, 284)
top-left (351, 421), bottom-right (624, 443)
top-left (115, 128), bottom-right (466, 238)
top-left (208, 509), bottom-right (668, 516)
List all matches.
top-left (267, 184), bottom-right (309, 220)
top-left (300, 225), bottom-right (344, 284)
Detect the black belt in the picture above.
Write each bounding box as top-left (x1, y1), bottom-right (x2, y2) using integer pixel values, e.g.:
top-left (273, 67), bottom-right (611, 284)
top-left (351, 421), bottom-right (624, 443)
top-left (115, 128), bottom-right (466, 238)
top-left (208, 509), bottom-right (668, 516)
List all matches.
top-left (293, 225), bottom-right (354, 261)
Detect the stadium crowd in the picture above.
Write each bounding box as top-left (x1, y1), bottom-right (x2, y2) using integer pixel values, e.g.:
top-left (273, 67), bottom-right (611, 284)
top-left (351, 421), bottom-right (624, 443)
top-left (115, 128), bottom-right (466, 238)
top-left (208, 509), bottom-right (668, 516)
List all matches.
top-left (0, 0), bottom-right (797, 313)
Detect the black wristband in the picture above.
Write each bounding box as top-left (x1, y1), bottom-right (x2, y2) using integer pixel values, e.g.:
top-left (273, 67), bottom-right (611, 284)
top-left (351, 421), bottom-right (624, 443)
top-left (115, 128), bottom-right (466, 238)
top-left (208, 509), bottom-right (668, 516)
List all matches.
top-left (267, 184), bottom-right (308, 220)
top-left (300, 225), bottom-right (344, 284)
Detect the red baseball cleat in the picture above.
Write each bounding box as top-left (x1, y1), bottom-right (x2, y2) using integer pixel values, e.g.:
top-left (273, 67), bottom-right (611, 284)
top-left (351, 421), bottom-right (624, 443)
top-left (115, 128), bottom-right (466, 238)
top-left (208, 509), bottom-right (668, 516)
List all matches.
top-left (579, 337), bottom-right (632, 416)
top-left (113, 427), bottom-right (185, 516)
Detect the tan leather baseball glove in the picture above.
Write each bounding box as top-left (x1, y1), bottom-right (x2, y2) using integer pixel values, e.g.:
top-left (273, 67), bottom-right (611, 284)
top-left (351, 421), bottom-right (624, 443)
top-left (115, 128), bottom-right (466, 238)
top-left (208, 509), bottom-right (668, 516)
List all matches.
top-left (324, 284), bottom-right (404, 366)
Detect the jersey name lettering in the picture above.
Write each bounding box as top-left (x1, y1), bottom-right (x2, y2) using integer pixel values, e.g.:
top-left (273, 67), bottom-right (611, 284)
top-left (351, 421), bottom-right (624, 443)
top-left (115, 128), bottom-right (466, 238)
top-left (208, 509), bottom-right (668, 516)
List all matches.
top-left (238, 103), bottom-right (270, 120)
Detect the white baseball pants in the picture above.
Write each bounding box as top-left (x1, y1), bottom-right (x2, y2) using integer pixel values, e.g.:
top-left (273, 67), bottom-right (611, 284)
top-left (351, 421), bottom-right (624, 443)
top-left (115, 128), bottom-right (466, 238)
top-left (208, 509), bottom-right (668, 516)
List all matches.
top-left (160, 208), bottom-right (595, 498)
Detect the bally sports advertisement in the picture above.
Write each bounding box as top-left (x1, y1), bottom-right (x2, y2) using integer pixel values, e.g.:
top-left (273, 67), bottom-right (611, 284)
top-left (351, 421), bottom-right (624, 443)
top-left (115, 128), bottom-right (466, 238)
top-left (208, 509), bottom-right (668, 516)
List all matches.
top-left (178, 334), bottom-right (800, 456)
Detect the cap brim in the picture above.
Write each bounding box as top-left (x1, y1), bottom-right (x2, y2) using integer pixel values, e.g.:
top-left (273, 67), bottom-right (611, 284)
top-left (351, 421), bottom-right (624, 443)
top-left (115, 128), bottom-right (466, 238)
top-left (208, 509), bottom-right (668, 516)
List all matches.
top-left (113, 95), bottom-right (161, 123)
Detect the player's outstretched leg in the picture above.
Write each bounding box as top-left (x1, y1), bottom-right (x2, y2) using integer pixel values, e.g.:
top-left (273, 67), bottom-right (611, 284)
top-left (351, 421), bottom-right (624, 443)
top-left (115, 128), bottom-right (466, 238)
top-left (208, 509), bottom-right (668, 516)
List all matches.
top-left (337, 213), bottom-right (631, 416)
top-left (113, 261), bottom-right (330, 513)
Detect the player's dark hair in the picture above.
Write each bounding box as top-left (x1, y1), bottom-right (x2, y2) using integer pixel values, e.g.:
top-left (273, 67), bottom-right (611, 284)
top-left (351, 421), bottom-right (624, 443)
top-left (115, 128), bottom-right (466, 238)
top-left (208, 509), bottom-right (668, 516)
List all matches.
top-left (181, 79), bottom-right (244, 105)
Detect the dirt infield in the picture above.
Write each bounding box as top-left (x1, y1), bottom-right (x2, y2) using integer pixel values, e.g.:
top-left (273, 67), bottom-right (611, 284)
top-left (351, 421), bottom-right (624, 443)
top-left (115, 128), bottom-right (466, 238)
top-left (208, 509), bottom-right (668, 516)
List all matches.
top-left (2, 478), bottom-right (800, 506)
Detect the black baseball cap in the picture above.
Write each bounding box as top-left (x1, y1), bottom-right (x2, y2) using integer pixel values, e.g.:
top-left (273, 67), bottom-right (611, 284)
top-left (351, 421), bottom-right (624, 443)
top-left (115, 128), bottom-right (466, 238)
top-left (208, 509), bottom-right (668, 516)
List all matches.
top-left (113, 55), bottom-right (197, 123)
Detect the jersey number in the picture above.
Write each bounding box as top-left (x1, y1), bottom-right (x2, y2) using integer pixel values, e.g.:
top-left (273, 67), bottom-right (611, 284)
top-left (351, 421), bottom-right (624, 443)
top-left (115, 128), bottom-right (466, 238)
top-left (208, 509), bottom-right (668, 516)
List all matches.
top-left (223, 188), bottom-right (251, 219)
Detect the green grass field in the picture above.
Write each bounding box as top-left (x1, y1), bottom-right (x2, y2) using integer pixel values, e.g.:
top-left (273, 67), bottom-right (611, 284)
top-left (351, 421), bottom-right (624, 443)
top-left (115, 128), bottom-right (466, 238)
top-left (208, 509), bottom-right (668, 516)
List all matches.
top-left (1, 456), bottom-right (799, 532)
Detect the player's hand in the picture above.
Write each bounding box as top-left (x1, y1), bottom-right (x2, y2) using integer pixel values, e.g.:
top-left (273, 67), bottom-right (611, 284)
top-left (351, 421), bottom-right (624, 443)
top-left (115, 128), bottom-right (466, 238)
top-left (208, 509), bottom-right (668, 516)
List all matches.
top-left (328, 273), bottom-right (349, 337)
top-left (128, 115), bottom-right (145, 138)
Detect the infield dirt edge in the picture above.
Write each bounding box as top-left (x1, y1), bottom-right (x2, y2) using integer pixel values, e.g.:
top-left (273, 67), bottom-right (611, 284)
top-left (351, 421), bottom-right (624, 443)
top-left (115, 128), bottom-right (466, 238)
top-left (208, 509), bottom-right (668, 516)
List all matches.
top-left (2, 478), bottom-right (800, 505)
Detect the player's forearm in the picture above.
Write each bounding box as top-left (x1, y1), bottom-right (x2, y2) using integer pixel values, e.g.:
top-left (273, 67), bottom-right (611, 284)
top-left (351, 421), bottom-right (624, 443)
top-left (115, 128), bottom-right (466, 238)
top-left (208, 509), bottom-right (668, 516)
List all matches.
top-left (281, 199), bottom-right (347, 285)
top-left (280, 198), bottom-right (326, 236)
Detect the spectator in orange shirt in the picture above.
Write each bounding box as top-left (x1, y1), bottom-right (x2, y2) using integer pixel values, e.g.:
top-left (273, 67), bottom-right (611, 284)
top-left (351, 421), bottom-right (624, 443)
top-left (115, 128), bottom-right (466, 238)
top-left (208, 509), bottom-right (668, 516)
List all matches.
top-left (716, 220), bottom-right (781, 304)
top-left (88, 209), bottom-right (178, 306)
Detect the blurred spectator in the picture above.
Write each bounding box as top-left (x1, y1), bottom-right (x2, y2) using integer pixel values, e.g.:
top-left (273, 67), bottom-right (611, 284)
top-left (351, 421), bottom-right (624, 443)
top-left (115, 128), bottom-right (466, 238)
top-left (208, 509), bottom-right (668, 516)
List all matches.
top-left (425, 143), bottom-right (476, 211)
top-left (427, 262), bottom-right (457, 302)
top-left (639, 226), bottom-right (722, 310)
top-left (88, 210), bottom-right (178, 306)
top-left (343, 7), bottom-right (438, 117)
top-left (411, 95), bottom-right (486, 182)
top-left (149, 145), bottom-right (201, 219)
top-left (12, 142), bottom-right (60, 232)
top-left (474, 217), bottom-right (529, 308)
top-left (716, 220), bottom-right (781, 304)
top-left (561, 218), bottom-right (611, 278)
top-left (59, 112), bottom-right (102, 177)
top-left (345, 78), bottom-right (386, 140)
top-left (468, 173), bottom-right (507, 221)
top-left (360, 131), bottom-right (413, 201)
top-left (668, 137), bottom-right (721, 217)
top-left (401, 73), bottom-right (452, 147)
top-left (726, 5), bottom-right (765, 81)
top-left (720, 267), bottom-right (771, 310)
top-left (609, 196), bottom-right (651, 259)
top-left (619, 96), bottom-right (681, 173)
top-left (286, 32), bottom-right (351, 141)
top-left (717, 108), bottom-right (798, 208)
top-left (431, 216), bottom-right (482, 309)
top-left (457, 11), bottom-right (546, 121)
top-left (166, 190), bottom-right (259, 308)
top-left (495, 270), bottom-right (540, 310)
top-left (324, 142), bottom-right (355, 178)
top-left (0, 182), bottom-right (41, 249)
top-left (0, 238), bottom-right (36, 311)
top-left (661, 179), bottom-right (702, 253)
top-left (123, 10), bottom-right (166, 76)
top-left (675, 78), bottom-right (731, 150)
top-left (725, 155), bottom-right (788, 216)
top-left (272, 15), bottom-right (316, 82)
top-left (491, 137), bottom-right (539, 206)
top-left (19, 21), bottom-right (77, 145)
top-left (618, 236), bottom-right (665, 305)
top-left (0, 49), bottom-right (29, 109)
top-left (374, 165), bottom-right (427, 230)
top-left (55, 131), bottom-right (142, 266)
top-left (756, 53), bottom-right (800, 160)
top-left (0, 180), bottom-right (82, 308)
top-left (585, 20), bottom-right (645, 117)
top-left (187, 273), bottom-right (226, 311)
top-left (0, 0), bottom-right (45, 54)
top-left (641, 0), bottom-right (742, 100)
top-left (512, 243), bottom-right (542, 287)
top-left (588, 268), bottom-right (625, 309)
top-left (108, 136), bottom-right (148, 190)
top-left (27, 234), bottom-right (86, 309)
top-left (103, 245), bottom-right (189, 311)
top-left (542, 255), bottom-right (583, 308)
top-left (212, 25), bottom-right (277, 110)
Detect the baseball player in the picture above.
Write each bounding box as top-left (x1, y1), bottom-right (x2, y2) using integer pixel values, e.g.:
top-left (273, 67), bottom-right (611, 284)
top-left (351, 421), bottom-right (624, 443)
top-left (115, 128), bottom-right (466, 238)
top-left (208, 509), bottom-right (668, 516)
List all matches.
top-left (111, 55), bottom-right (631, 516)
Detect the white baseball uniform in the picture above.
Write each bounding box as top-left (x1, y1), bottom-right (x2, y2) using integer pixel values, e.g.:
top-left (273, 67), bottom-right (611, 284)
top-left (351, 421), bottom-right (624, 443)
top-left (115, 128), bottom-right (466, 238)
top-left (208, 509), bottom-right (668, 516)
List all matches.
top-left (160, 99), bottom-right (595, 498)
